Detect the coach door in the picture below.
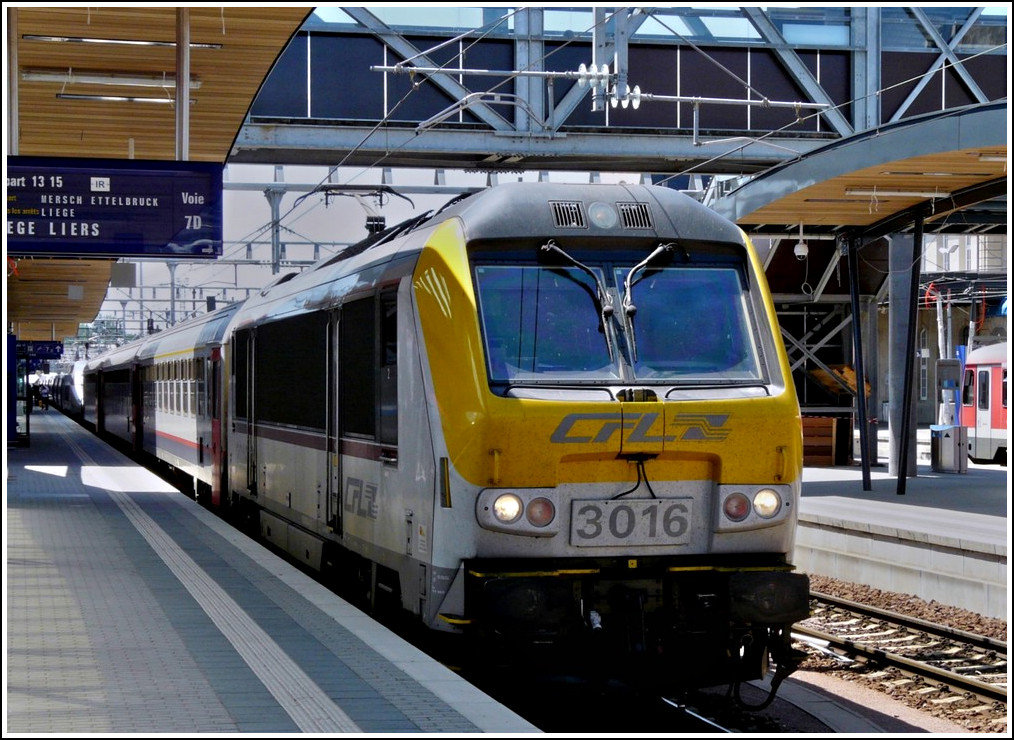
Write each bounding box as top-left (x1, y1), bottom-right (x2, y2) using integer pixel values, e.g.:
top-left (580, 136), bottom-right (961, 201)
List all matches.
top-left (326, 310), bottom-right (341, 535)
top-left (130, 362), bottom-right (143, 454)
top-left (209, 347), bottom-right (225, 507)
top-left (974, 368), bottom-right (992, 459)
top-left (232, 328), bottom-right (257, 497)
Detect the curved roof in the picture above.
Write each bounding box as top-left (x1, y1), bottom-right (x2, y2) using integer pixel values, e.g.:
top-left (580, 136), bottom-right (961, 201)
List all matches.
top-left (710, 102), bottom-right (1007, 239)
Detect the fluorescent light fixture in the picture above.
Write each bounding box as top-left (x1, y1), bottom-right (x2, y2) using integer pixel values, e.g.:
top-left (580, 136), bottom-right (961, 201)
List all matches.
top-left (804, 198), bottom-right (868, 203)
top-left (978, 155), bottom-right (1006, 163)
top-left (880, 170), bottom-right (988, 177)
top-left (22, 68), bottom-right (201, 89)
top-left (56, 93), bottom-right (196, 104)
top-left (845, 188), bottom-right (951, 198)
top-left (22, 34), bottom-right (221, 49)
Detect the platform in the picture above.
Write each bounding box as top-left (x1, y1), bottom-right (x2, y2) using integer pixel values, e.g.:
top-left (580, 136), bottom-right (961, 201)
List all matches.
top-left (5, 410), bottom-right (540, 734)
top-left (796, 428), bottom-right (1008, 620)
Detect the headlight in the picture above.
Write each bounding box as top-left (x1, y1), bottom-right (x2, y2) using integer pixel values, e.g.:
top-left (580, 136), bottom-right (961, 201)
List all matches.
top-left (477, 490), bottom-right (561, 536)
top-left (526, 497), bottom-right (556, 527)
top-left (588, 201), bottom-right (618, 229)
top-left (723, 492), bottom-right (751, 521)
top-left (753, 488), bottom-right (782, 518)
top-left (716, 484), bottom-right (791, 532)
top-left (493, 493), bottom-right (523, 523)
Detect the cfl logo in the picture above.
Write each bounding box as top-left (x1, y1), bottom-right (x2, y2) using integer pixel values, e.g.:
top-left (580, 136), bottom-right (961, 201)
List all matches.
top-left (550, 413), bottom-right (730, 444)
top-left (671, 414), bottom-right (730, 441)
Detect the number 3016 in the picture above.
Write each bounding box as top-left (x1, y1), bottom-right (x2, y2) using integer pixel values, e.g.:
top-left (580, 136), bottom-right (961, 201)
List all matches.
top-left (570, 499), bottom-right (691, 547)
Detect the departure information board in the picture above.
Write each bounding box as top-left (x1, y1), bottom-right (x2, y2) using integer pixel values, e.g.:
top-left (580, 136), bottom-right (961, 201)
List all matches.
top-left (6, 156), bottom-right (223, 258)
top-left (16, 340), bottom-right (64, 359)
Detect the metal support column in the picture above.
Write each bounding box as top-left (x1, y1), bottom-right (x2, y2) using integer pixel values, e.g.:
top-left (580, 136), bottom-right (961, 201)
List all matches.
top-left (863, 294), bottom-right (880, 466)
top-left (897, 210), bottom-right (925, 495)
top-left (175, 8), bottom-right (190, 160)
top-left (264, 185), bottom-right (284, 275)
top-left (168, 262), bottom-right (178, 326)
top-left (846, 236), bottom-right (872, 489)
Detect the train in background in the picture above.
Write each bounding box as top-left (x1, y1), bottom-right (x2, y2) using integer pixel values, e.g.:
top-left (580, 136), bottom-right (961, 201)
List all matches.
top-left (80, 181), bottom-right (810, 705)
top-left (44, 360), bottom-right (87, 419)
top-left (961, 341), bottom-right (1008, 465)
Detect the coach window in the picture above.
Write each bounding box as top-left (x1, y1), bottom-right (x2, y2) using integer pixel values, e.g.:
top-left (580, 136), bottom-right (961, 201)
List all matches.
top-left (334, 291), bottom-right (399, 445)
top-left (379, 292), bottom-right (398, 445)
top-left (977, 370), bottom-right (990, 410)
top-left (196, 358), bottom-right (205, 417)
top-left (961, 368), bottom-right (975, 406)
top-left (341, 297), bottom-right (376, 437)
top-left (233, 330), bottom-right (249, 419)
top-left (190, 358), bottom-right (197, 417)
top-left (253, 312), bottom-right (328, 430)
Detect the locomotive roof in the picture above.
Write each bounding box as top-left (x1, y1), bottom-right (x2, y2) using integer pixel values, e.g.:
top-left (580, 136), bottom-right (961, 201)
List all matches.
top-left (435, 181), bottom-right (747, 246)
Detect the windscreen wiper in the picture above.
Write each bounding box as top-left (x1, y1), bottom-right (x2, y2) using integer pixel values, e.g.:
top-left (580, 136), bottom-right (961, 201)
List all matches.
top-left (540, 239), bottom-right (616, 361)
top-left (621, 242), bottom-right (678, 362)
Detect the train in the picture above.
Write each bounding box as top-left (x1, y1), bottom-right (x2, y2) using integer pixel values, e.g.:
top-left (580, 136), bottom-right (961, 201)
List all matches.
top-left (80, 181), bottom-right (810, 704)
top-left (43, 360), bottom-right (87, 419)
top-left (960, 341), bottom-right (1008, 465)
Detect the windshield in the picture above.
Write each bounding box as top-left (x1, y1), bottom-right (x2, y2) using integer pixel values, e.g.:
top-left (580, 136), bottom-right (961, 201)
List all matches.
top-left (619, 266), bottom-right (763, 381)
top-left (475, 257), bottom-right (765, 387)
top-left (476, 265), bottom-right (619, 383)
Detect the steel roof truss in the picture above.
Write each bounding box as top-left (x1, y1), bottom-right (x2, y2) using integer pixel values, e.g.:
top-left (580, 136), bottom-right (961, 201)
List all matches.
top-left (343, 7), bottom-right (512, 132)
top-left (786, 309), bottom-right (853, 374)
top-left (741, 7), bottom-right (854, 138)
top-left (890, 8), bottom-right (986, 123)
top-left (813, 245), bottom-right (845, 302)
top-left (781, 324), bottom-right (857, 396)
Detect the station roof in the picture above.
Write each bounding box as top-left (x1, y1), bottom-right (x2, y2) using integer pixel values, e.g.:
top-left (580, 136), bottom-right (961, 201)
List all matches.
top-left (708, 102), bottom-right (1008, 303)
top-left (4, 7), bottom-right (1008, 341)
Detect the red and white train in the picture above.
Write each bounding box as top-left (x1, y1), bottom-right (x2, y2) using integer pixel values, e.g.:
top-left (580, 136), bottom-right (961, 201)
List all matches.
top-left (960, 341), bottom-right (1008, 465)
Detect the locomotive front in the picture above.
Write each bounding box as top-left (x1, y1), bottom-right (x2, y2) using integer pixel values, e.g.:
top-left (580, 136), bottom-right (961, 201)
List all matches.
top-left (413, 182), bottom-right (809, 695)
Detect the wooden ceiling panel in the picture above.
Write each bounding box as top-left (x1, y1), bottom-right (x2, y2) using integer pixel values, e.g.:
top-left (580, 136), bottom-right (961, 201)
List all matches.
top-left (7, 258), bottom-right (114, 342)
top-left (7, 6), bottom-right (312, 341)
top-left (14, 7), bottom-right (312, 163)
top-left (737, 146), bottom-right (1007, 231)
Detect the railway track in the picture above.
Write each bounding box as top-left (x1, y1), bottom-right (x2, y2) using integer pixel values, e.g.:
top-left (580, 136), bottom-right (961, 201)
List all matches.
top-left (794, 591), bottom-right (1008, 718)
